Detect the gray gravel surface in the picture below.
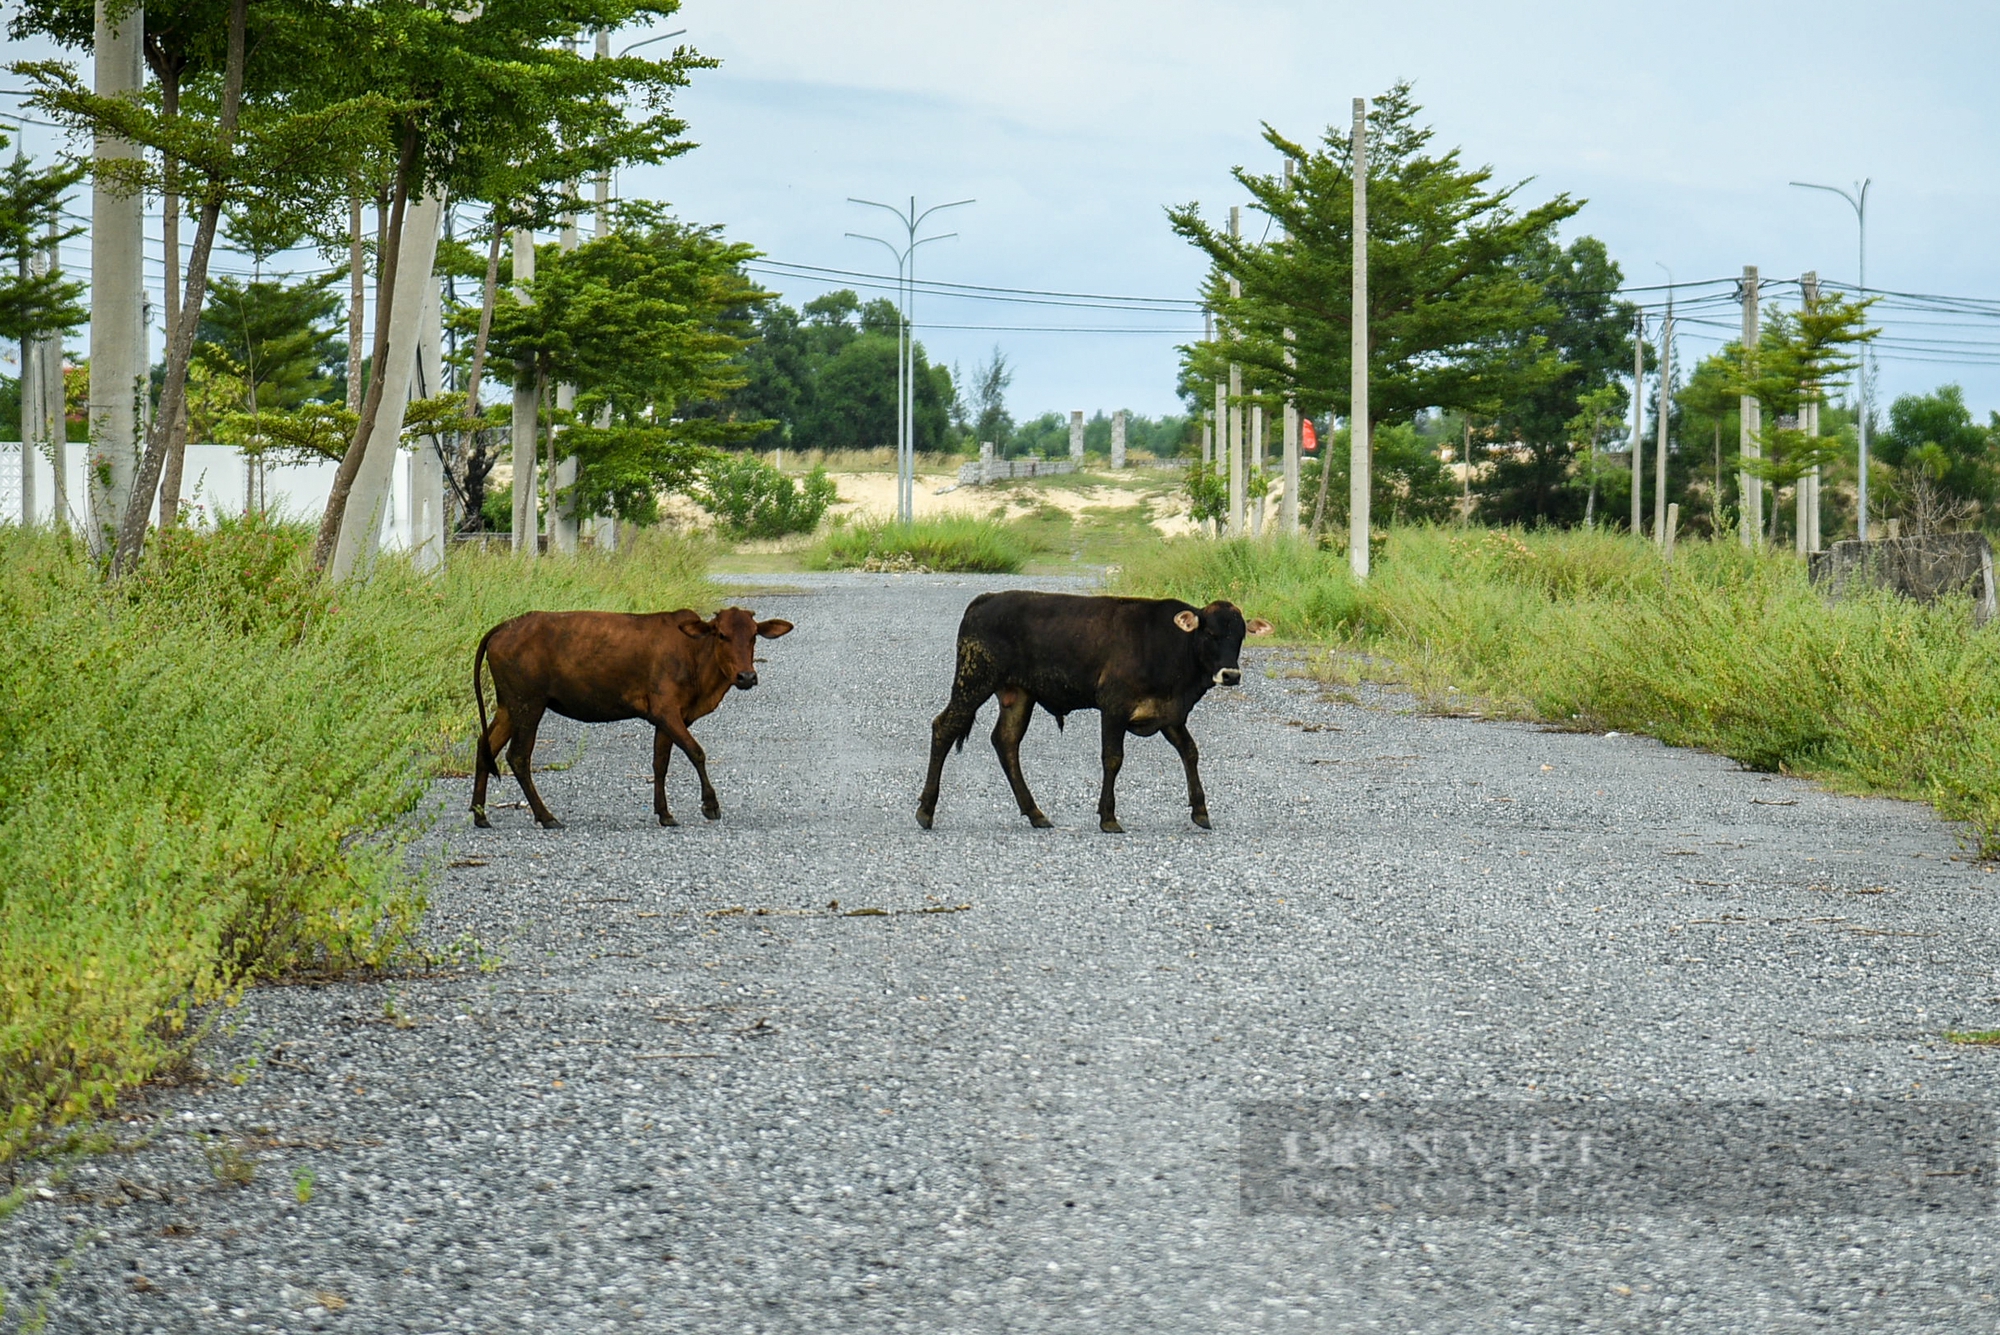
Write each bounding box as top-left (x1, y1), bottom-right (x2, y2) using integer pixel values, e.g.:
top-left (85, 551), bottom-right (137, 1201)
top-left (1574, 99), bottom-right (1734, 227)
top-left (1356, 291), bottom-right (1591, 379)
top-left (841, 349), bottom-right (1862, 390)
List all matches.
top-left (6, 570), bottom-right (2000, 1333)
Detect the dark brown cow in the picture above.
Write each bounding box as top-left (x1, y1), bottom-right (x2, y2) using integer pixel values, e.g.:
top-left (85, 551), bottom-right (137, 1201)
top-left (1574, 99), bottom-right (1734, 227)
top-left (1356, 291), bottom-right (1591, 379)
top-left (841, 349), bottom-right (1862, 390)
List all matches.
top-left (471, 606), bottom-right (793, 829)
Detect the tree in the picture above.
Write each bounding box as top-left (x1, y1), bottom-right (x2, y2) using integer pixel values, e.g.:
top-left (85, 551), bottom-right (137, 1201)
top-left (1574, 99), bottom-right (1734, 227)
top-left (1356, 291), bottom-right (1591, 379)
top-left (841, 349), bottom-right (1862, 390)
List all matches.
top-left (1677, 351), bottom-right (1740, 536)
top-left (1879, 385), bottom-right (1998, 524)
top-left (1169, 82), bottom-right (1583, 531)
top-left (0, 141), bottom-right (86, 345)
top-left (1477, 236), bottom-right (1636, 526)
top-left (969, 346), bottom-right (1014, 452)
top-left (192, 273), bottom-right (346, 422)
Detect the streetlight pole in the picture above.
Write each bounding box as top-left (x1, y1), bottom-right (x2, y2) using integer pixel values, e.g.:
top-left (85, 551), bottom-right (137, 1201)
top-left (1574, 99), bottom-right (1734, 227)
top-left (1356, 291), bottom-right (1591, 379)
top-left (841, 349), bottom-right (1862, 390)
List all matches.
top-left (849, 196), bottom-right (973, 523)
top-left (1790, 178), bottom-right (1871, 540)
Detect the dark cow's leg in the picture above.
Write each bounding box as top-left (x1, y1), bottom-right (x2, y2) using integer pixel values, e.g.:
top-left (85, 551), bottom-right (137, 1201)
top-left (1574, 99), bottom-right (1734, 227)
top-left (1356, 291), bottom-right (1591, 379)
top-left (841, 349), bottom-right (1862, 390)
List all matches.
top-left (505, 703), bottom-right (563, 829)
top-left (992, 691), bottom-right (1051, 828)
top-left (652, 726), bottom-right (677, 827)
top-left (471, 705), bottom-right (512, 828)
top-left (917, 685), bottom-right (988, 830)
top-left (1163, 722), bottom-right (1211, 829)
top-left (1098, 713), bottom-right (1128, 834)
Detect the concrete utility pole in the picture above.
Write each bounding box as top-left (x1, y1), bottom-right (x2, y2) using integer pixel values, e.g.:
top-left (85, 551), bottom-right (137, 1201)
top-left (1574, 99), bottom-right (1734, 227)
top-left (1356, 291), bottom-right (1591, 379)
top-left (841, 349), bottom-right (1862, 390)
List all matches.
top-left (1210, 383), bottom-right (1224, 474)
top-left (1069, 410), bottom-right (1084, 464)
top-left (511, 227), bottom-right (539, 557)
top-left (1111, 409), bottom-right (1126, 469)
top-left (40, 233), bottom-right (67, 529)
top-left (1202, 310), bottom-right (1214, 467)
top-left (1249, 402), bottom-right (1265, 536)
top-left (1655, 297), bottom-right (1672, 545)
top-left (1739, 265), bottom-right (1761, 547)
top-left (1791, 179), bottom-right (1870, 539)
top-left (348, 192), bottom-right (365, 413)
top-left (1281, 158), bottom-right (1299, 535)
top-left (1630, 311), bottom-right (1645, 537)
top-left (1797, 271), bottom-right (1820, 555)
top-left (549, 193), bottom-right (581, 555)
top-left (1226, 205), bottom-right (1244, 538)
top-left (1348, 97), bottom-right (1370, 579)
top-left (88, 0), bottom-right (146, 557)
top-left (408, 270), bottom-right (447, 573)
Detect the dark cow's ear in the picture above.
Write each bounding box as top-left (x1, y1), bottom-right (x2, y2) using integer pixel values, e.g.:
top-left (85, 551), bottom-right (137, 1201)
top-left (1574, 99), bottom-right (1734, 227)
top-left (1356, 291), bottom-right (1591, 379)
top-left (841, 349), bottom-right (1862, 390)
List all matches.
top-left (1174, 610), bottom-right (1200, 633)
top-left (679, 617), bottom-right (718, 638)
top-left (1246, 617), bottom-right (1274, 635)
top-left (755, 619), bottom-right (794, 640)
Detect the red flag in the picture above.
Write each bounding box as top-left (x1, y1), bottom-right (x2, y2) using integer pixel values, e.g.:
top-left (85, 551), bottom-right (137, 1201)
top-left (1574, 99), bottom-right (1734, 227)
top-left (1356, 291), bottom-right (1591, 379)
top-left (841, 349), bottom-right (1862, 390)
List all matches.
top-left (1301, 419), bottom-right (1318, 453)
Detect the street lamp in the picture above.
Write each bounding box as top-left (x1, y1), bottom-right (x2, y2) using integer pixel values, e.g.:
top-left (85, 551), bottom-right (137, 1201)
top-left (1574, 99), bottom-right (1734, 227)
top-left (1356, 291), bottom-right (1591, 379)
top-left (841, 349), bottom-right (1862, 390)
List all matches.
top-left (847, 196), bottom-right (973, 524)
top-left (592, 28), bottom-right (687, 236)
top-left (1790, 178), bottom-right (1871, 539)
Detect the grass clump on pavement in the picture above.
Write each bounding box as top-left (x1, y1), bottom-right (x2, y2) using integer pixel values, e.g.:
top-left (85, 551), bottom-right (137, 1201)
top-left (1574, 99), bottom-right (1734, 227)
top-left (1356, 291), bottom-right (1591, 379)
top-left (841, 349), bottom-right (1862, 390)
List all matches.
top-left (1113, 526), bottom-right (2000, 853)
top-left (0, 519), bottom-right (711, 1157)
top-left (809, 516), bottom-right (1029, 573)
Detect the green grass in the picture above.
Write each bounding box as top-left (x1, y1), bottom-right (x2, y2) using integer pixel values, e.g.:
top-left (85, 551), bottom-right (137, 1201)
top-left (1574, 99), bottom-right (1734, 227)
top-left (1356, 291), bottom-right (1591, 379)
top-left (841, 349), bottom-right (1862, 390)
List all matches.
top-left (1113, 526), bottom-right (2000, 854)
top-left (808, 516), bottom-right (1031, 573)
top-left (1943, 1030), bottom-right (2000, 1046)
top-left (0, 518), bottom-right (712, 1157)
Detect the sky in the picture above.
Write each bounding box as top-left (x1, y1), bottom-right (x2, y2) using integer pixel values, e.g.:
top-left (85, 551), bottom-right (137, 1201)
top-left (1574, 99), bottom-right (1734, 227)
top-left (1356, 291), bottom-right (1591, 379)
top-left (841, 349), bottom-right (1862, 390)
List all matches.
top-left (7, 0), bottom-right (2000, 425)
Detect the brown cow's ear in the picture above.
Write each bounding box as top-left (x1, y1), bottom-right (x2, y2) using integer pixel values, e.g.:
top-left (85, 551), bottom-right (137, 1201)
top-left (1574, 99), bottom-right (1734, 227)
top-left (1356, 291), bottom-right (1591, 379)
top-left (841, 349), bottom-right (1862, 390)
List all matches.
top-left (1246, 617), bottom-right (1274, 635)
top-left (1174, 609), bottom-right (1200, 633)
top-left (679, 618), bottom-right (718, 638)
top-left (756, 619), bottom-right (794, 640)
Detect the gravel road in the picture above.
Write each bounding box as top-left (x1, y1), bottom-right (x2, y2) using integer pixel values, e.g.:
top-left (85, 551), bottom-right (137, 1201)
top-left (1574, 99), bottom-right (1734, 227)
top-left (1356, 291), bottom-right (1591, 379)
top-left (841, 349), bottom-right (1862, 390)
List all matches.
top-left (6, 571), bottom-right (1999, 1333)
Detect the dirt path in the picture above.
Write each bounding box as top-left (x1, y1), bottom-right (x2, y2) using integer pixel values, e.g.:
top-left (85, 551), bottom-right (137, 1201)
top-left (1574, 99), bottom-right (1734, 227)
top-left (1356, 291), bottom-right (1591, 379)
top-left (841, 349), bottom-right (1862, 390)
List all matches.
top-left (5, 572), bottom-right (1996, 1333)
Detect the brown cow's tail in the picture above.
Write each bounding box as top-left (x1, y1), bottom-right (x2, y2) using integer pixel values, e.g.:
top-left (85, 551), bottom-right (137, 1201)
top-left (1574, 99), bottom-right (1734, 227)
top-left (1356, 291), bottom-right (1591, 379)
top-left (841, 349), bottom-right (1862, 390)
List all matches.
top-left (472, 626), bottom-right (501, 776)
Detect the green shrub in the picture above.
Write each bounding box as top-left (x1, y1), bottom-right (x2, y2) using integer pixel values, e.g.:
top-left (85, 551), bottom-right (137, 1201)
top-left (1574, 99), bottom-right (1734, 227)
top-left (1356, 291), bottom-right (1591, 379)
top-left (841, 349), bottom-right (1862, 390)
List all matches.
top-left (808, 516), bottom-right (1031, 573)
top-left (696, 453), bottom-right (837, 538)
top-left (1114, 526), bottom-right (2000, 853)
top-left (0, 518), bottom-right (711, 1155)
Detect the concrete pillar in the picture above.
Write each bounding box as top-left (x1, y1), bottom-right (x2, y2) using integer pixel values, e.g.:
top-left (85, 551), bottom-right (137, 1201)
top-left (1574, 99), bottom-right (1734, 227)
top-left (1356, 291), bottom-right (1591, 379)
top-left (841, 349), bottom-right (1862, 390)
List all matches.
top-left (1739, 265), bottom-right (1761, 547)
top-left (1111, 409), bottom-right (1126, 469)
top-left (87, 0), bottom-right (146, 556)
top-left (1348, 97), bottom-right (1371, 579)
top-left (549, 201), bottom-right (580, 554)
top-left (1250, 402), bottom-right (1264, 536)
top-left (980, 440), bottom-right (997, 485)
top-left (19, 296), bottom-right (38, 523)
top-left (409, 271), bottom-right (447, 572)
top-left (1069, 410), bottom-right (1084, 464)
top-left (511, 228), bottom-right (538, 557)
top-left (40, 245), bottom-right (68, 530)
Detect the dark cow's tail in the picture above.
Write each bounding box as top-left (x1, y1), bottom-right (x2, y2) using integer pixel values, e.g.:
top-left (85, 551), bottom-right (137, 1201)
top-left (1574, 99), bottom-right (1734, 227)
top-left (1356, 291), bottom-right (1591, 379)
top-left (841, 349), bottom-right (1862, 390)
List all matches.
top-left (472, 625), bottom-right (501, 776)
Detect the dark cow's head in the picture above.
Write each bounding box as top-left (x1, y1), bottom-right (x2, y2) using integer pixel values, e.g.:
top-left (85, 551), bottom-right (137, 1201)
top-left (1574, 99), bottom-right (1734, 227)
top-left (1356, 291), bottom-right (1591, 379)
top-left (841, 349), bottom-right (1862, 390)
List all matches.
top-left (681, 606), bottom-right (794, 689)
top-left (1172, 600), bottom-right (1274, 687)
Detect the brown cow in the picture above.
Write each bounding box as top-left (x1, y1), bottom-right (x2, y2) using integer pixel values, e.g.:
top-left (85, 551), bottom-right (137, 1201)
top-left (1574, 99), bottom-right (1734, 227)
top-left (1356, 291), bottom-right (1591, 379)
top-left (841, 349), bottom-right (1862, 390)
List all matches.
top-left (471, 606), bottom-right (793, 829)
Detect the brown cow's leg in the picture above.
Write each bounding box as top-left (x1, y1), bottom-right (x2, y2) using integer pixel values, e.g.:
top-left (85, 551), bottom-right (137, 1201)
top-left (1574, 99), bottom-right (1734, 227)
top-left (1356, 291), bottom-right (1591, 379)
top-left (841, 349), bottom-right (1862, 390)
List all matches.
top-left (991, 692), bottom-right (1051, 828)
top-left (471, 706), bottom-right (512, 828)
top-left (505, 704), bottom-right (563, 829)
top-left (652, 726), bottom-right (677, 826)
top-left (1097, 713), bottom-right (1128, 834)
top-left (655, 712), bottom-right (720, 821)
top-left (917, 687), bottom-right (987, 830)
top-left (1163, 722), bottom-right (1211, 829)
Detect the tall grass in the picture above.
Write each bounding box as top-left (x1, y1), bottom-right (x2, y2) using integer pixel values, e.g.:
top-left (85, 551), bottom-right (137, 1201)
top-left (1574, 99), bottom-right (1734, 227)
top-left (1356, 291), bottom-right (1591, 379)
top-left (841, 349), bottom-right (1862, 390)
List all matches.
top-left (1114, 527), bottom-right (2000, 852)
top-left (808, 516), bottom-right (1030, 573)
top-left (0, 519), bottom-right (711, 1155)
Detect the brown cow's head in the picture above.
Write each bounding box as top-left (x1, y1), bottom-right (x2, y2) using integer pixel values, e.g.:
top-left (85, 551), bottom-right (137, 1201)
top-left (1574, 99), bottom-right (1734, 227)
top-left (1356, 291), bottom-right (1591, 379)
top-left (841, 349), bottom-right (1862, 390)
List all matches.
top-left (681, 606), bottom-right (794, 689)
top-left (1172, 600), bottom-right (1274, 687)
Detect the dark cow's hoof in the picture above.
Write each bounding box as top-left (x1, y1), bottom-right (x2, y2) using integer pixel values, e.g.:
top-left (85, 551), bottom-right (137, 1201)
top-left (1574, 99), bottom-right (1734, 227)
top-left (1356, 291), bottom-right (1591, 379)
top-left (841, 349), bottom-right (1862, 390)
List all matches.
top-left (659, 813), bottom-right (679, 827)
top-left (1191, 811), bottom-right (1212, 830)
top-left (471, 809), bottom-right (491, 829)
top-left (702, 804), bottom-right (721, 822)
top-left (915, 809), bottom-right (934, 830)
top-left (537, 817), bottom-right (565, 830)
top-left (1100, 817), bottom-right (1125, 834)
top-left (1029, 812), bottom-right (1054, 829)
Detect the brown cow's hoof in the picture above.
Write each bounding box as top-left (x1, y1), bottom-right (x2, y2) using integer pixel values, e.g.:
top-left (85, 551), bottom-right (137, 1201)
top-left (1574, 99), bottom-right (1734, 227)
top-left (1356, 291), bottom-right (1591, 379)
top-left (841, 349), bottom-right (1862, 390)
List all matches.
top-left (537, 817), bottom-right (565, 830)
top-left (659, 813), bottom-right (679, 827)
top-left (1029, 812), bottom-right (1054, 829)
top-left (1191, 811), bottom-right (1212, 830)
top-left (915, 809), bottom-right (934, 830)
top-left (472, 809), bottom-right (491, 829)
top-left (1100, 817), bottom-right (1125, 834)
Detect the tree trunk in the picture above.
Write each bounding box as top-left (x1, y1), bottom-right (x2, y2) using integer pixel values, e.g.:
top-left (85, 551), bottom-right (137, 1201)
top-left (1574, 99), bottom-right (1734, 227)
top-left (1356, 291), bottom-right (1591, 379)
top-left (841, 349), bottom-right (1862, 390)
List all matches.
top-left (347, 186), bottom-right (364, 412)
top-left (111, 0), bottom-right (246, 577)
top-left (312, 123), bottom-right (418, 571)
top-left (1308, 421), bottom-right (1334, 535)
top-left (463, 214), bottom-right (503, 414)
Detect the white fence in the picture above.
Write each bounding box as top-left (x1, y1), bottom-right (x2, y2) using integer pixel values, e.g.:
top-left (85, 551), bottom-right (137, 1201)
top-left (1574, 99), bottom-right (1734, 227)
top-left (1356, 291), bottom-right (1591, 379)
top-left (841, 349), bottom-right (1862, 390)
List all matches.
top-left (2, 440), bottom-right (444, 560)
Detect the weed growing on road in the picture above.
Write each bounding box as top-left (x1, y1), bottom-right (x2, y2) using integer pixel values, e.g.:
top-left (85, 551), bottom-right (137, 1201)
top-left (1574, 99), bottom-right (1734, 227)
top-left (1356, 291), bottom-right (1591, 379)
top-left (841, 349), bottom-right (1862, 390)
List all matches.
top-left (809, 516), bottom-right (1030, 573)
top-left (1115, 527), bottom-right (2000, 854)
top-left (0, 518), bottom-right (711, 1158)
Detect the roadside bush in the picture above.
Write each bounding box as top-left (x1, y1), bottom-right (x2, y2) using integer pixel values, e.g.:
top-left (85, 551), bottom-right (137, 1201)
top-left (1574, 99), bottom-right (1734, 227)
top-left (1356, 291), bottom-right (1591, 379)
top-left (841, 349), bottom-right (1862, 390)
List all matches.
top-left (0, 518), bottom-right (710, 1156)
top-left (696, 452), bottom-right (837, 538)
top-left (1114, 526), bottom-right (2000, 853)
top-left (809, 516), bottom-right (1030, 573)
